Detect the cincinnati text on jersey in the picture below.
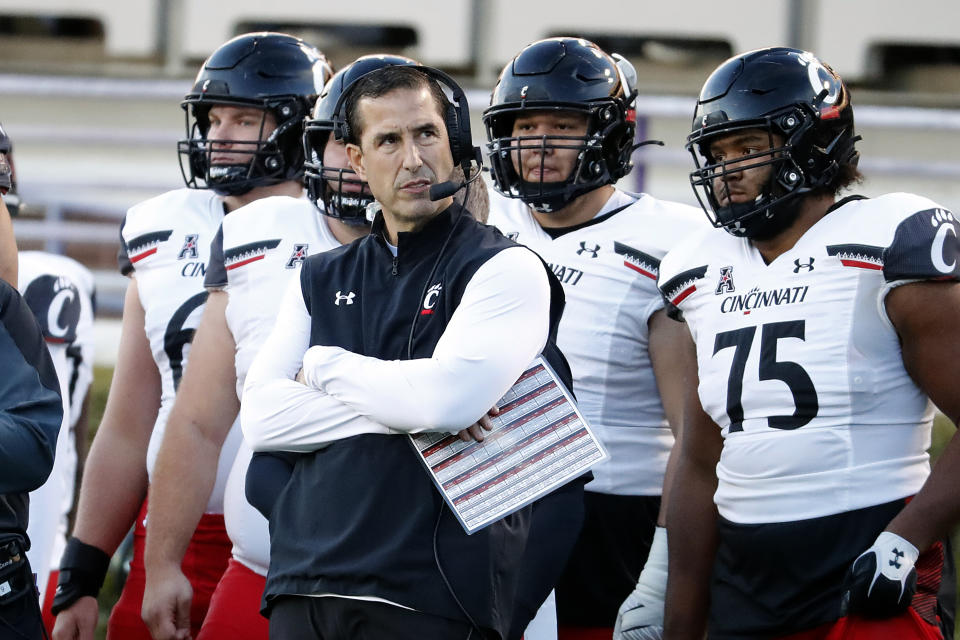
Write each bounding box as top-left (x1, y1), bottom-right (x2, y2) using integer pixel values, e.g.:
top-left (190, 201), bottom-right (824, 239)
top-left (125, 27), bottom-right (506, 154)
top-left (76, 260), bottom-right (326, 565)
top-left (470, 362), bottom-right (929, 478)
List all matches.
top-left (720, 285), bottom-right (810, 314)
top-left (548, 262), bottom-right (584, 285)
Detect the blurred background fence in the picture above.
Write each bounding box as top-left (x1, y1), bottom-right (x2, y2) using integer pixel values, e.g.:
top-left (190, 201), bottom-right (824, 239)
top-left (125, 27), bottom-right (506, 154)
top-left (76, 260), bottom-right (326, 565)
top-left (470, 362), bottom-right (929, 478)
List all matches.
top-left (3, 0), bottom-right (960, 344)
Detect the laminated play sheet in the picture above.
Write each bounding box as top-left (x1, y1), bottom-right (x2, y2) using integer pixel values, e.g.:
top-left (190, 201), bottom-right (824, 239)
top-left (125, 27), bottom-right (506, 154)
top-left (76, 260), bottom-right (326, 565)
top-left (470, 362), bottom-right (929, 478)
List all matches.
top-left (410, 356), bottom-right (606, 533)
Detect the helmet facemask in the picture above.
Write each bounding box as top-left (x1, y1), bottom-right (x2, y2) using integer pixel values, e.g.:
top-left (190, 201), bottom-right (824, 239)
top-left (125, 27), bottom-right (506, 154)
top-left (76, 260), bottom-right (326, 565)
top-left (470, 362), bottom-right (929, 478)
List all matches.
top-left (689, 105), bottom-right (850, 240)
top-left (485, 101), bottom-right (633, 213)
top-left (302, 120), bottom-right (374, 224)
top-left (179, 98), bottom-right (306, 197)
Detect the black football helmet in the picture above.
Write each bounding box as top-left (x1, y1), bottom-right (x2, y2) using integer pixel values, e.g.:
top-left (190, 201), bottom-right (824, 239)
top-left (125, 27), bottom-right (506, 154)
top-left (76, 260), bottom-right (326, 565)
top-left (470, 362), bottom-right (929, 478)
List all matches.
top-left (687, 47), bottom-right (859, 239)
top-left (179, 32), bottom-right (333, 196)
top-left (483, 37), bottom-right (638, 213)
top-left (303, 54), bottom-right (418, 223)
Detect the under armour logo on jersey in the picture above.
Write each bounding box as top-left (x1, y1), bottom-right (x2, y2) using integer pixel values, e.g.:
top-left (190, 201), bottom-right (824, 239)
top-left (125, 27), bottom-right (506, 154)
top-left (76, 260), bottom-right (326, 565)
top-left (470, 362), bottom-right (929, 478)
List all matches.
top-left (715, 266), bottom-right (735, 295)
top-left (334, 291), bottom-right (355, 306)
top-left (421, 283), bottom-right (442, 315)
top-left (793, 257), bottom-right (815, 273)
top-left (889, 548), bottom-right (905, 569)
top-left (178, 234), bottom-right (199, 260)
top-left (577, 242), bottom-right (600, 258)
top-left (285, 244), bottom-right (309, 269)
top-left (506, 232), bottom-right (519, 241)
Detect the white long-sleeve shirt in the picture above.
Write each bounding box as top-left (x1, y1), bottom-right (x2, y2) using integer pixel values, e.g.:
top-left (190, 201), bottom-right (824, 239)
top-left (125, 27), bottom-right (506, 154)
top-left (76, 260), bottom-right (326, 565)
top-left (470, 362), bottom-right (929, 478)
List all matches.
top-left (241, 245), bottom-right (551, 452)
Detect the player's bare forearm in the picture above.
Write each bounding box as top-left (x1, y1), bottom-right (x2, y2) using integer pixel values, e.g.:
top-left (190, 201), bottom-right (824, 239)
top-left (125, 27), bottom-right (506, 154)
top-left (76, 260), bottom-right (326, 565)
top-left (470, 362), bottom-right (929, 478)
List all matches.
top-left (71, 279), bottom-right (160, 553)
top-left (649, 313), bottom-right (697, 526)
top-left (663, 357), bottom-right (722, 640)
top-left (146, 421), bottom-right (226, 568)
top-left (71, 417), bottom-right (152, 553)
top-left (885, 281), bottom-right (960, 550)
top-left (663, 452), bottom-right (719, 639)
top-left (885, 431), bottom-right (960, 551)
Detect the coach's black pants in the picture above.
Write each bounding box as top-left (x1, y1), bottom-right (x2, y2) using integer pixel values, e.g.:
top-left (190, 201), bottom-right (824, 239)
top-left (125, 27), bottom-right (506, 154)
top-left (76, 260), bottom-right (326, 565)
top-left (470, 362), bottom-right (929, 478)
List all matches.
top-left (0, 591), bottom-right (45, 640)
top-left (268, 595), bottom-right (494, 640)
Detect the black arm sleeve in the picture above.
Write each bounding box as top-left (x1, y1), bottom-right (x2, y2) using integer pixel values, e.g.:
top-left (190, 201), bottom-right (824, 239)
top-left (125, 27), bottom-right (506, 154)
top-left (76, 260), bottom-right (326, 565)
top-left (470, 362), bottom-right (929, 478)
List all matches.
top-left (204, 224), bottom-right (228, 290)
top-left (117, 216), bottom-right (134, 276)
top-left (0, 280), bottom-right (62, 493)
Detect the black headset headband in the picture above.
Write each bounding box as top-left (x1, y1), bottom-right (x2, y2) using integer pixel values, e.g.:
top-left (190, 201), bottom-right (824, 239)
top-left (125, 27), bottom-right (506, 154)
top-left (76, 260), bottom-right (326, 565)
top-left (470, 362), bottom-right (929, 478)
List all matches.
top-left (331, 65), bottom-right (481, 174)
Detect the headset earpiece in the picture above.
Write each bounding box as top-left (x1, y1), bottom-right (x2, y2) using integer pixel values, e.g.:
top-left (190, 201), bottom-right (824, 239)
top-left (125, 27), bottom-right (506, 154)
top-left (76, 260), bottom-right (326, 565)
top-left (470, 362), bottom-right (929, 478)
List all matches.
top-left (444, 104), bottom-right (462, 166)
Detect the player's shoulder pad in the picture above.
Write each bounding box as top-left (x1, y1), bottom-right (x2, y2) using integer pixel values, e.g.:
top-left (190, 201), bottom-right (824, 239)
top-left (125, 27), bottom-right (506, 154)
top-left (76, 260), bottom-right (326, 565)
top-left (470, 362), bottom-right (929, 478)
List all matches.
top-left (656, 226), bottom-right (716, 321)
top-left (120, 188), bottom-right (219, 276)
top-left (20, 271), bottom-right (82, 344)
top-left (123, 188), bottom-right (217, 237)
top-left (621, 194), bottom-right (710, 250)
top-left (221, 195), bottom-right (315, 240)
top-left (215, 196), bottom-right (318, 286)
top-left (485, 188), bottom-right (529, 233)
top-left (875, 193), bottom-right (960, 283)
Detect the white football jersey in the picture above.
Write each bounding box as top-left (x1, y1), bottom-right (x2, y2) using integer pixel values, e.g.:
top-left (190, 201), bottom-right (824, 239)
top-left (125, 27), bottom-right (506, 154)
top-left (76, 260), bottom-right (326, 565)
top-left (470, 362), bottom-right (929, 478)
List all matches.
top-left (659, 193), bottom-right (960, 524)
top-left (19, 251), bottom-right (95, 604)
top-left (489, 188), bottom-right (705, 495)
top-left (207, 195), bottom-right (342, 576)
top-left (119, 188), bottom-right (236, 513)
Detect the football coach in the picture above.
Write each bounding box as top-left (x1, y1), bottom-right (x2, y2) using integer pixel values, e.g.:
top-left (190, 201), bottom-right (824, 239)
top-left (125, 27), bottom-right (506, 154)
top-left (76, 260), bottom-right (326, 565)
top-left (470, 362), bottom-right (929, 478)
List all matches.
top-left (240, 65), bottom-right (571, 639)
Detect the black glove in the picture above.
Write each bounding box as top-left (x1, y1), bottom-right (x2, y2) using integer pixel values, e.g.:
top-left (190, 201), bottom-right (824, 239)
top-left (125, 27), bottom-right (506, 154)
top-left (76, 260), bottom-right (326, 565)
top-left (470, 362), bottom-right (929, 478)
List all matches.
top-left (841, 531), bottom-right (918, 618)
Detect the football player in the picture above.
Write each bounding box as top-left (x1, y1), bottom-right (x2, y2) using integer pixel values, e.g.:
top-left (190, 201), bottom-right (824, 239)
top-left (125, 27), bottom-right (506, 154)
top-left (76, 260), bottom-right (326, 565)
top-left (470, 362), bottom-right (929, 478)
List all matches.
top-left (139, 53), bottom-right (421, 640)
top-left (483, 37), bottom-right (705, 640)
top-left (659, 47), bottom-right (960, 639)
top-left (50, 33), bottom-right (331, 640)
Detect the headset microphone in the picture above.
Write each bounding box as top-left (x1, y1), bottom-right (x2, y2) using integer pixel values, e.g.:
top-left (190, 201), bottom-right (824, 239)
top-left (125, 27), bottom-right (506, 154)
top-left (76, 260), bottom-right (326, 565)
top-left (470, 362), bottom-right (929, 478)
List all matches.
top-left (428, 180), bottom-right (461, 202)
top-left (428, 166), bottom-right (483, 201)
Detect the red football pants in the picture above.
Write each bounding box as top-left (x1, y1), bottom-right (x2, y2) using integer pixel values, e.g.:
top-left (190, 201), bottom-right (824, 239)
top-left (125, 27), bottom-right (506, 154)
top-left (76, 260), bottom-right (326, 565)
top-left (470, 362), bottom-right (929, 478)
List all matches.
top-left (196, 558), bottom-right (269, 640)
top-left (106, 500), bottom-right (231, 640)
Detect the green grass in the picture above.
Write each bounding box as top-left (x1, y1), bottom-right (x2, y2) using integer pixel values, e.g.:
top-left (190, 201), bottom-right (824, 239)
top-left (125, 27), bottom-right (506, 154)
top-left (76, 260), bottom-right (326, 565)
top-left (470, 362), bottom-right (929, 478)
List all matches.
top-left (83, 366), bottom-right (960, 638)
top-left (88, 366), bottom-right (118, 640)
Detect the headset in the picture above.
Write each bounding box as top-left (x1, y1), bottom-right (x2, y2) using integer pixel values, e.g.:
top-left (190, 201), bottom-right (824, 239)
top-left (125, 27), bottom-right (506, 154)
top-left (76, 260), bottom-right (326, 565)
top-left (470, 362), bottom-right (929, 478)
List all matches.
top-left (332, 64), bottom-right (489, 637)
top-left (331, 65), bottom-right (483, 201)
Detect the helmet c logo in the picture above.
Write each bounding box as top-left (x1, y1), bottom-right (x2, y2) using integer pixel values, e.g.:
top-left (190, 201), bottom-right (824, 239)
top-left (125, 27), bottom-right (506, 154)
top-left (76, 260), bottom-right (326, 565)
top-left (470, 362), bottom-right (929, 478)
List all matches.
top-left (798, 52), bottom-right (839, 105)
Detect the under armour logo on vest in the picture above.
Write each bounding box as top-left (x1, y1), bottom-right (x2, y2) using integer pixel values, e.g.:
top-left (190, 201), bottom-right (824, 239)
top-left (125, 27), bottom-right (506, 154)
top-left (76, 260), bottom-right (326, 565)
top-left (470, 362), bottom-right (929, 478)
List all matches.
top-left (793, 257), bottom-right (815, 273)
top-left (577, 242), bottom-right (600, 258)
top-left (334, 291), bottom-right (355, 306)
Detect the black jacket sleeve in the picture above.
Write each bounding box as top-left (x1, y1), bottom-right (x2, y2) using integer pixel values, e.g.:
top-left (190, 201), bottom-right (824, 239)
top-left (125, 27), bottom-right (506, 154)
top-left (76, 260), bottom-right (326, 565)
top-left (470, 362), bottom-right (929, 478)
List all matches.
top-left (0, 279), bottom-right (62, 493)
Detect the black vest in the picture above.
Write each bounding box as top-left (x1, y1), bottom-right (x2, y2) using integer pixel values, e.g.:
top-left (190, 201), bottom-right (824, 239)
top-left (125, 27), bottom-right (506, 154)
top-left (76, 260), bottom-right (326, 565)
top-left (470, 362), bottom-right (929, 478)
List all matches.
top-left (264, 204), bottom-right (570, 636)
